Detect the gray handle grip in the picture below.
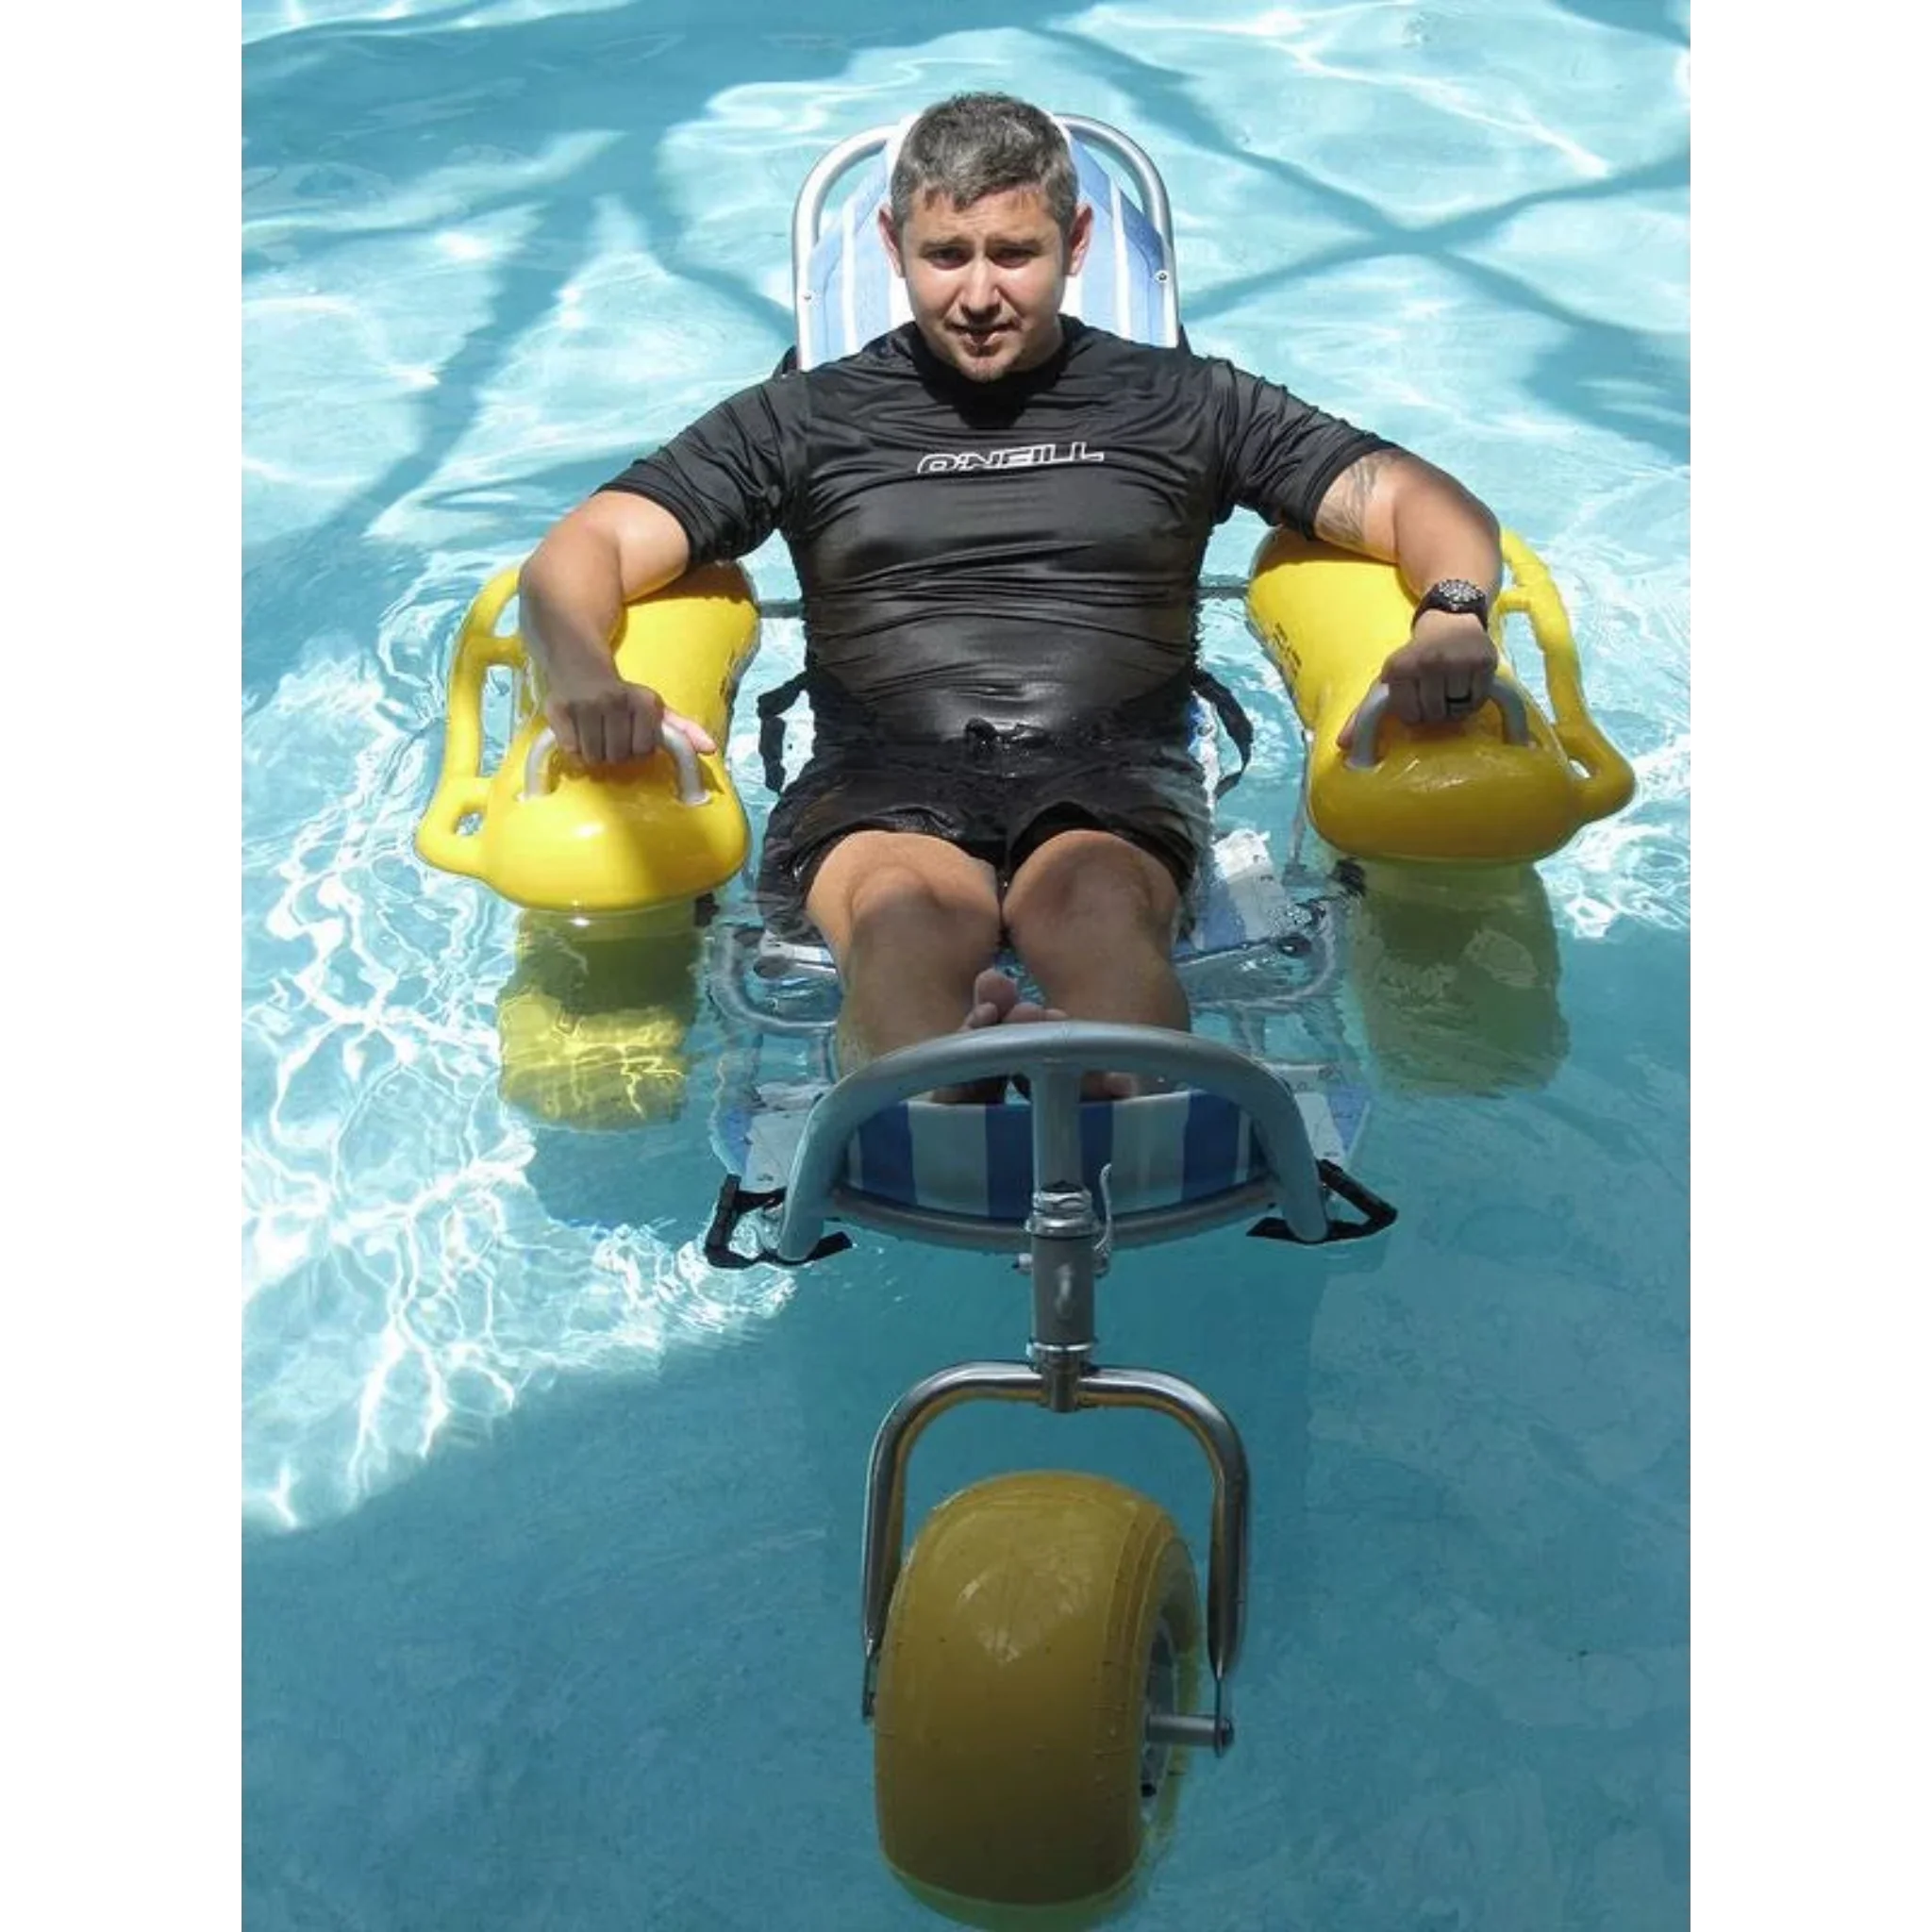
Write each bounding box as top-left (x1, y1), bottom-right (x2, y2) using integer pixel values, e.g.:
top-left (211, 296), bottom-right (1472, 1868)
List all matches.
top-left (1344, 675), bottom-right (1532, 770)
top-left (522, 720), bottom-right (707, 805)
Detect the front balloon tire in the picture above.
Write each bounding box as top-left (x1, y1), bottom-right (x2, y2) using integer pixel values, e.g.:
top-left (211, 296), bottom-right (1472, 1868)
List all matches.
top-left (872, 1471), bottom-right (1203, 1926)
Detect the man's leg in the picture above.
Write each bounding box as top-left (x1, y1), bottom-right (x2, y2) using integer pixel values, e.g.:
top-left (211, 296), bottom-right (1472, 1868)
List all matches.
top-left (1002, 827), bottom-right (1191, 1058)
top-left (804, 829), bottom-right (1006, 1093)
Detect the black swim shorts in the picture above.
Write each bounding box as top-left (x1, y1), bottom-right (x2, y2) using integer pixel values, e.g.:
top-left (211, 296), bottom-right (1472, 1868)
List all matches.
top-left (756, 695), bottom-right (1212, 943)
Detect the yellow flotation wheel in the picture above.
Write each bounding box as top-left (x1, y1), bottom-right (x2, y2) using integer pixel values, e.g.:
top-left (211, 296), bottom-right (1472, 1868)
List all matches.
top-left (873, 1471), bottom-right (1202, 1927)
top-left (1246, 527), bottom-right (1635, 866)
top-left (414, 560), bottom-right (762, 1128)
top-left (414, 561), bottom-right (760, 916)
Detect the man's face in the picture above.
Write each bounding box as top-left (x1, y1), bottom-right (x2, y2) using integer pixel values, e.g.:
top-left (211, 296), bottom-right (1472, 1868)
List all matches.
top-left (880, 185), bottom-right (1092, 383)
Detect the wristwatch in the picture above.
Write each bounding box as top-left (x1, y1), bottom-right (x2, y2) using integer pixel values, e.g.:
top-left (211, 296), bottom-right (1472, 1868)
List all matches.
top-left (1414, 578), bottom-right (1491, 627)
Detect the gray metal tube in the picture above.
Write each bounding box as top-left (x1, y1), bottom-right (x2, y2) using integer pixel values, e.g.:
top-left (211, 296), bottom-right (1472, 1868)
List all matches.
top-left (859, 1363), bottom-right (1042, 1674)
top-left (1075, 1366), bottom-right (1252, 1688)
top-left (1059, 114), bottom-right (1180, 343)
top-left (858, 1360), bottom-right (1252, 1702)
top-left (767, 1021), bottom-right (1328, 1260)
top-left (815, 1176), bottom-right (1280, 1255)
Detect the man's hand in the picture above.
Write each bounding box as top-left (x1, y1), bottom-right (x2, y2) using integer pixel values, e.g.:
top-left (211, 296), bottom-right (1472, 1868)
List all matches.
top-left (542, 662), bottom-right (717, 771)
top-left (1339, 609), bottom-right (1499, 753)
top-left (515, 491), bottom-right (707, 771)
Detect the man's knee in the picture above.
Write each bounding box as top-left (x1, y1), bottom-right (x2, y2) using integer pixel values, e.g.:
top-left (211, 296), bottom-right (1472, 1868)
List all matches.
top-left (807, 831), bottom-right (1002, 959)
top-left (1004, 830), bottom-right (1180, 958)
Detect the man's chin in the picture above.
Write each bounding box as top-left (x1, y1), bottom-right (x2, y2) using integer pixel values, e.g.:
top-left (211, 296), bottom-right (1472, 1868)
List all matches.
top-left (935, 330), bottom-right (1022, 381)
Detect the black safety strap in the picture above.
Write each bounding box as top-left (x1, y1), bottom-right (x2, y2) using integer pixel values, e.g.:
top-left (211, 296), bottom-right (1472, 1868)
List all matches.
top-left (702, 1174), bottom-right (852, 1271)
top-left (1189, 665), bottom-right (1254, 800)
top-left (756, 672), bottom-right (813, 793)
top-left (1247, 1159), bottom-right (1398, 1246)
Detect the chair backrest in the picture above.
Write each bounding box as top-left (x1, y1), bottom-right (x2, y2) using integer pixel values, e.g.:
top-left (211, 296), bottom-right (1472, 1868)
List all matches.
top-left (790, 114), bottom-right (1181, 370)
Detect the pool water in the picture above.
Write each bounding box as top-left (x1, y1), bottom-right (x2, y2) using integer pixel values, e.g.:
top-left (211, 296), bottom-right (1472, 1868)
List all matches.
top-left (242, 2), bottom-right (1690, 1925)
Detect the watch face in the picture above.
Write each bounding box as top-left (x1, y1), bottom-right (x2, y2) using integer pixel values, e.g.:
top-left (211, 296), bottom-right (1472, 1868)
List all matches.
top-left (1427, 579), bottom-right (1486, 615)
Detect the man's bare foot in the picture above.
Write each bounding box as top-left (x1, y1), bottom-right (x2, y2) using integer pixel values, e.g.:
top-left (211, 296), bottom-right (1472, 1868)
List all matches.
top-left (966, 969), bottom-right (1142, 1101)
top-left (962, 967), bottom-right (1023, 1031)
top-left (922, 970), bottom-right (1151, 1102)
top-left (924, 970), bottom-right (1071, 1102)
top-left (924, 970), bottom-right (1032, 1104)
top-left (967, 967), bottom-right (1065, 1028)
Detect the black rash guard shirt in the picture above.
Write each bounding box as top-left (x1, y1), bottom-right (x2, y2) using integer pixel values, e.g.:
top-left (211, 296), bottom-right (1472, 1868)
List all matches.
top-left (600, 318), bottom-right (1392, 740)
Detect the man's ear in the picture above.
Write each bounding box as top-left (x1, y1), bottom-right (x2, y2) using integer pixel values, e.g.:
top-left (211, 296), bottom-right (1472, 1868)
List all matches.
top-left (1065, 202), bottom-right (1095, 275)
top-left (877, 205), bottom-right (905, 277)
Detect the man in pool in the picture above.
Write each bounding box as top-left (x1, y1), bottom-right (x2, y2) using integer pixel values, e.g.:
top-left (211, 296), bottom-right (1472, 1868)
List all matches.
top-left (516, 92), bottom-right (1503, 1095)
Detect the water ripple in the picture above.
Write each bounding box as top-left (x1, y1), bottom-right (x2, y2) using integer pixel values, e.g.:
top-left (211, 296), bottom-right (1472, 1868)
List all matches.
top-left (242, 0), bottom-right (1687, 1533)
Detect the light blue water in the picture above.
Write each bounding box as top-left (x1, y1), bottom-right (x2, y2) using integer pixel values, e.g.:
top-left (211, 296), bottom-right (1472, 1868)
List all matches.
top-left (242, 3), bottom-right (1689, 1925)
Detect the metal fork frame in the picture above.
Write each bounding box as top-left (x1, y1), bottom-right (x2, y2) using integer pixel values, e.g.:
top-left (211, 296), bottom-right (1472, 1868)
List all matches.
top-left (854, 1061), bottom-right (1249, 1756)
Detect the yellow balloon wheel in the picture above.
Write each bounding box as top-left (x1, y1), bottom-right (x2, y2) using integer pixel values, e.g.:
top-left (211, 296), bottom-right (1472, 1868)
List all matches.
top-left (874, 1471), bottom-right (1203, 1927)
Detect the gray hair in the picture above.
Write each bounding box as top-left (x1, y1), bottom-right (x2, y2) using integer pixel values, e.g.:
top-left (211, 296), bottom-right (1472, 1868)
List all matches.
top-left (888, 93), bottom-right (1079, 242)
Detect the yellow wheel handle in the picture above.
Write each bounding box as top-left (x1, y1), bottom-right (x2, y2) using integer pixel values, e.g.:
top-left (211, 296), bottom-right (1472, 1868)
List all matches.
top-left (415, 568), bottom-right (526, 879)
top-left (1495, 531), bottom-right (1636, 824)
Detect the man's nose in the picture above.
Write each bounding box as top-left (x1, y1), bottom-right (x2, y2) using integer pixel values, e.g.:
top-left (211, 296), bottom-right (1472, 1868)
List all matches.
top-left (958, 258), bottom-right (999, 313)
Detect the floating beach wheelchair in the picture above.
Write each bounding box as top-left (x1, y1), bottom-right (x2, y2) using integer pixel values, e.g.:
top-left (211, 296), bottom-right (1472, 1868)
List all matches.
top-left (415, 115), bottom-right (1634, 1924)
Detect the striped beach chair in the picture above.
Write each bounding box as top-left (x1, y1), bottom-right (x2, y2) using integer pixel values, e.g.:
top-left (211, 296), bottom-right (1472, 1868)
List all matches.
top-left (701, 116), bottom-right (1391, 1269)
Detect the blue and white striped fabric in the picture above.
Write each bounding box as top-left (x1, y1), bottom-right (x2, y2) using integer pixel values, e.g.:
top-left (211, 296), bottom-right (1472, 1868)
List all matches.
top-left (843, 1088), bottom-right (1264, 1219)
top-left (797, 131), bottom-right (1177, 369)
top-left (724, 1074), bottom-right (1365, 1225)
top-left (1061, 141), bottom-right (1174, 349)
top-left (798, 156), bottom-right (902, 370)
